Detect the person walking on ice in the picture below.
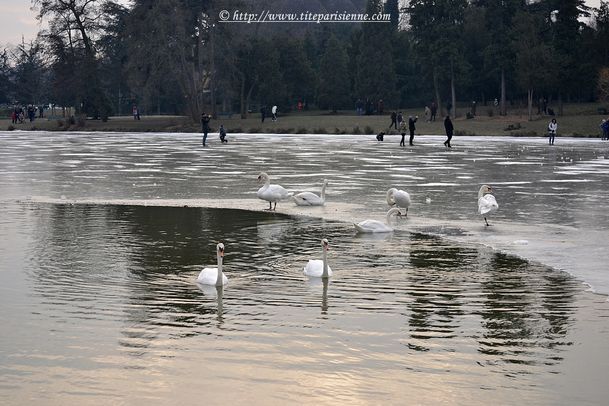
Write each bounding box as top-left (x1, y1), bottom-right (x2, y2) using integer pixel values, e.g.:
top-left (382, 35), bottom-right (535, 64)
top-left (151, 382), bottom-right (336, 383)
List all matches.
top-left (201, 112), bottom-right (211, 147)
top-left (399, 120), bottom-right (407, 147)
top-left (548, 118), bottom-right (557, 145)
top-left (408, 115), bottom-right (418, 146)
top-left (444, 115), bottom-right (453, 148)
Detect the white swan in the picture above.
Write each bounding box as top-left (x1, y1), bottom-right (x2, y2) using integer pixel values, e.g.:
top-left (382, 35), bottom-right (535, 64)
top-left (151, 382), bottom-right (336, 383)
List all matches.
top-left (354, 208), bottom-right (401, 233)
top-left (478, 185), bottom-right (499, 226)
top-left (197, 243), bottom-right (229, 286)
top-left (303, 238), bottom-right (333, 278)
top-left (257, 172), bottom-right (292, 211)
top-left (293, 179), bottom-right (328, 206)
top-left (386, 187), bottom-right (411, 216)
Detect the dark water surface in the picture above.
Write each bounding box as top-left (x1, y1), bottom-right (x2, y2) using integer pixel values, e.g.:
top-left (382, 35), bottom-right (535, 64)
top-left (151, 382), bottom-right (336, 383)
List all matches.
top-left (1, 204), bottom-right (608, 405)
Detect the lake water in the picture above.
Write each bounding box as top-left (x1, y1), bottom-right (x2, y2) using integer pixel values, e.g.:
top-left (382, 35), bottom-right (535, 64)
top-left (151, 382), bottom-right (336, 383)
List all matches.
top-left (1, 131), bottom-right (609, 404)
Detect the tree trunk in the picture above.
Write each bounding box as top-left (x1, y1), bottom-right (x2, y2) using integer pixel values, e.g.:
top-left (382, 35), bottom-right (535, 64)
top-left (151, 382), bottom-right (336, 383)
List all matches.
top-left (240, 75), bottom-right (246, 119)
top-left (450, 63), bottom-right (456, 119)
top-left (245, 84), bottom-right (255, 118)
top-left (527, 89), bottom-right (533, 121)
top-left (500, 68), bottom-right (507, 116)
top-left (558, 92), bottom-right (563, 116)
top-left (433, 68), bottom-right (442, 117)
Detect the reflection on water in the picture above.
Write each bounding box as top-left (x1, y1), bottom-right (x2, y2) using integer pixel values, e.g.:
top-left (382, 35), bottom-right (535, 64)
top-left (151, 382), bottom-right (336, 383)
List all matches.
top-left (1, 203), bottom-right (607, 404)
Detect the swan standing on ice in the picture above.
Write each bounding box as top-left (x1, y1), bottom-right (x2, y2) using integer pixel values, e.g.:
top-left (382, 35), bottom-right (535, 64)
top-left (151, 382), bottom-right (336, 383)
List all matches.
top-left (197, 243), bottom-right (229, 286)
top-left (257, 172), bottom-right (292, 211)
top-left (293, 179), bottom-right (329, 206)
top-left (386, 187), bottom-right (411, 216)
top-left (478, 185), bottom-right (499, 226)
top-left (303, 238), bottom-right (333, 278)
top-left (354, 208), bottom-right (401, 233)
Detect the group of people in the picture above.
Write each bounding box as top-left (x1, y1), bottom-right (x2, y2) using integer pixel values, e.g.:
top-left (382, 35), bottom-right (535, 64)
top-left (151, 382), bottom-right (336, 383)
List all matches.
top-left (379, 113), bottom-right (454, 148)
top-left (424, 102), bottom-right (438, 122)
top-left (10, 105), bottom-right (43, 124)
top-left (355, 98), bottom-right (384, 116)
top-left (200, 112), bottom-right (228, 147)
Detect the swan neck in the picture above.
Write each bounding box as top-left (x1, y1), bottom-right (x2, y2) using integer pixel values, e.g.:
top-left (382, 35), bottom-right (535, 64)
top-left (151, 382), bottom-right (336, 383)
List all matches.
top-left (216, 254), bottom-right (224, 286)
top-left (322, 248), bottom-right (328, 278)
top-left (321, 182), bottom-right (327, 201)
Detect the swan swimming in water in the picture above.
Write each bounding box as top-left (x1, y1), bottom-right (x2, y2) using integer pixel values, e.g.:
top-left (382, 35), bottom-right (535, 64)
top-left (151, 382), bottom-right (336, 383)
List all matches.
top-left (386, 187), bottom-right (411, 216)
top-left (303, 238), bottom-right (333, 278)
top-left (354, 208), bottom-right (401, 233)
top-left (293, 179), bottom-right (329, 206)
top-left (478, 185), bottom-right (499, 226)
top-left (197, 243), bottom-right (229, 286)
top-left (257, 172), bottom-right (292, 211)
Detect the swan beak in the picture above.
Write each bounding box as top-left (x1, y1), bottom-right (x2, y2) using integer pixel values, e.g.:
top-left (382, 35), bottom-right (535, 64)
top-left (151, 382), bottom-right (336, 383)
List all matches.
top-left (219, 249), bottom-right (224, 257)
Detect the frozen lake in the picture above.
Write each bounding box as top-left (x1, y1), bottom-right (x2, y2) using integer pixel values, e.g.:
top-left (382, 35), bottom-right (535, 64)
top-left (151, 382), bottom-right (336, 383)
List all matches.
top-left (1, 131), bottom-right (609, 404)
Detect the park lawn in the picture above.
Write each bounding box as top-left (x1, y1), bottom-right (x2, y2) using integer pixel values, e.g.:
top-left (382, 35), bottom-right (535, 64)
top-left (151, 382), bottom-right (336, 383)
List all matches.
top-left (2, 103), bottom-right (608, 137)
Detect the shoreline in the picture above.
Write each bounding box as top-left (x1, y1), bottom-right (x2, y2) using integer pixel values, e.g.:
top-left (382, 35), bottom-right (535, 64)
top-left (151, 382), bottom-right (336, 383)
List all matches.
top-left (3, 108), bottom-right (608, 138)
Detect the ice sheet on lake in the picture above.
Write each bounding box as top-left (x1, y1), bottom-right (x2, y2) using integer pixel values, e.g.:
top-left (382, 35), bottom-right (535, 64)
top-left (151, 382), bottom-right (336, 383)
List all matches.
top-left (2, 131), bottom-right (609, 296)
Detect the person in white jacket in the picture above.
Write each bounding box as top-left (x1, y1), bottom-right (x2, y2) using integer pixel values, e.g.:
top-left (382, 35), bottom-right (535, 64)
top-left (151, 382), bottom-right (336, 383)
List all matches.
top-left (271, 105), bottom-right (278, 122)
top-left (548, 118), bottom-right (557, 145)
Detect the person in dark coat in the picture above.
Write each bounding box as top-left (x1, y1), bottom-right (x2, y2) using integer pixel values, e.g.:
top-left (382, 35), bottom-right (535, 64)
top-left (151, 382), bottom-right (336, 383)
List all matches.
top-left (444, 115), bottom-right (454, 148)
top-left (389, 111), bottom-right (397, 129)
top-left (430, 101), bottom-right (437, 121)
top-left (260, 106), bottom-right (266, 123)
top-left (201, 112), bottom-right (211, 147)
top-left (408, 115), bottom-right (418, 146)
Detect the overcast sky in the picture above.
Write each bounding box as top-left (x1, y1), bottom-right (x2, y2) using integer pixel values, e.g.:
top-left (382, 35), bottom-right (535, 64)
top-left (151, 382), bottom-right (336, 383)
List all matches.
top-left (0, 0), bottom-right (604, 47)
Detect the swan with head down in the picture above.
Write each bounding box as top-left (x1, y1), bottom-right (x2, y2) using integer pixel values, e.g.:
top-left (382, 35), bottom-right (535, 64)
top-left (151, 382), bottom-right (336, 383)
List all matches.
top-left (197, 243), bottom-right (229, 286)
top-left (293, 179), bottom-right (329, 206)
top-left (386, 187), bottom-right (411, 216)
top-left (257, 172), bottom-right (293, 211)
top-left (478, 185), bottom-right (499, 226)
top-left (354, 208), bottom-right (401, 233)
top-left (303, 238), bottom-right (333, 278)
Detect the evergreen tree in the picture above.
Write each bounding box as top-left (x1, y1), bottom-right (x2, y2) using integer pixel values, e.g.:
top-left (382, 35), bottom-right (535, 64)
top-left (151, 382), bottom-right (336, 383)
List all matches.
top-left (317, 35), bottom-right (351, 112)
top-left (551, 0), bottom-right (590, 113)
top-left (409, 0), bottom-right (468, 117)
top-left (593, 2), bottom-right (609, 68)
top-left (276, 38), bottom-right (316, 108)
top-left (475, 0), bottom-right (522, 115)
top-left (511, 10), bottom-right (552, 120)
top-left (12, 41), bottom-right (47, 105)
top-left (0, 49), bottom-right (13, 104)
top-left (356, 0), bottom-right (397, 109)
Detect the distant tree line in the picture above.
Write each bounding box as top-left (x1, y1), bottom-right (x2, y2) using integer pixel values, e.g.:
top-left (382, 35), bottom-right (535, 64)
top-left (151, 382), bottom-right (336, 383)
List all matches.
top-left (0, 0), bottom-right (608, 121)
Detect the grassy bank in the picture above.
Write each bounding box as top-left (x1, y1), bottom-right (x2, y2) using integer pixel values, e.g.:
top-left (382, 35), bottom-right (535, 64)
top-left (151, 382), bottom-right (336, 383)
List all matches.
top-left (3, 103), bottom-right (608, 137)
